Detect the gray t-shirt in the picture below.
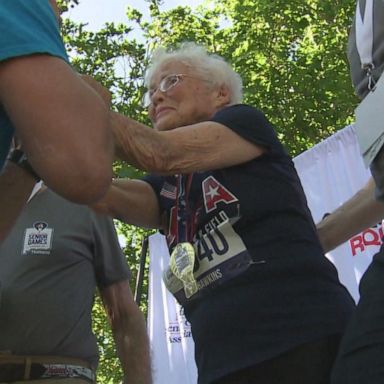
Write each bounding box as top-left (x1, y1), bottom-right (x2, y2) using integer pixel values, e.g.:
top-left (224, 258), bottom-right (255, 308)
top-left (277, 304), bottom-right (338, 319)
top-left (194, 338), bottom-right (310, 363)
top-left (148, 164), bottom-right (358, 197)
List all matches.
top-left (0, 188), bottom-right (130, 368)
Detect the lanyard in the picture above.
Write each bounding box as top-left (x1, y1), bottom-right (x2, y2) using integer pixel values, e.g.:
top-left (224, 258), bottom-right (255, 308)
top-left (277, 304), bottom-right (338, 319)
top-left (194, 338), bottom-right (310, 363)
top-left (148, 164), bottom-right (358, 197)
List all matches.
top-left (175, 174), bottom-right (194, 243)
top-left (355, 0), bottom-right (375, 88)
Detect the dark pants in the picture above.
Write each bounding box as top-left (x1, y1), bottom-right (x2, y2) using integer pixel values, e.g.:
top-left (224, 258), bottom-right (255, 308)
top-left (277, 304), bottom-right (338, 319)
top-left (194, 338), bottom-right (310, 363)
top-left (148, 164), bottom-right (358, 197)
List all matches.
top-left (213, 335), bottom-right (341, 384)
top-left (331, 246), bottom-right (384, 384)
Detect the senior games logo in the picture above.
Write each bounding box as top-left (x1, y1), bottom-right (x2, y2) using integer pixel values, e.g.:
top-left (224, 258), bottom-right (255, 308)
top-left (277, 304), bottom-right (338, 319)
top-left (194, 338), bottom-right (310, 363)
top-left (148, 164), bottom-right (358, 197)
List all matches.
top-left (22, 221), bottom-right (53, 255)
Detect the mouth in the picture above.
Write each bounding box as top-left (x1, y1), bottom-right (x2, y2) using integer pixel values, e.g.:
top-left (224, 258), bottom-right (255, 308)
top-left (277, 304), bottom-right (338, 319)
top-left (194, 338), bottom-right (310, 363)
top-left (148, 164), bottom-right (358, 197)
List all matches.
top-left (155, 106), bottom-right (174, 120)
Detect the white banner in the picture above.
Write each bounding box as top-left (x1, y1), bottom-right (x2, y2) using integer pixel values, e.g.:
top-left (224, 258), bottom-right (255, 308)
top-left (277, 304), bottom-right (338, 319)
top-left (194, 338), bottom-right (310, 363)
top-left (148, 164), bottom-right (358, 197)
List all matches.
top-left (294, 124), bottom-right (379, 301)
top-left (148, 124), bottom-right (381, 383)
top-left (148, 233), bottom-right (198, 384)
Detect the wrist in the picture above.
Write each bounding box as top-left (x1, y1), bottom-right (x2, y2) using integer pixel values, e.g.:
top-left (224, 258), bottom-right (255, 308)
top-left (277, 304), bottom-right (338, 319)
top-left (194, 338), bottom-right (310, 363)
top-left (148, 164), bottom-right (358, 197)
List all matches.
top-left (7, 149), bottom-right (41, 181)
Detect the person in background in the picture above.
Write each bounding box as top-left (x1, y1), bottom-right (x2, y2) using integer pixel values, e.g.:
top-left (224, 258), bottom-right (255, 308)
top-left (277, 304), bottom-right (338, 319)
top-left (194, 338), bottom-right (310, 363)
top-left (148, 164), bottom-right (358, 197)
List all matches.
top-left (317, 172), bottom-right (384, 384)
top-left (317, 1), bottom-right (384, 382)
top-left (0, 0), bottom-right (114, 241)
top-left (0, 182), bottom-right (152, 384)
top-left (90, 42), bottom-right (355, 384)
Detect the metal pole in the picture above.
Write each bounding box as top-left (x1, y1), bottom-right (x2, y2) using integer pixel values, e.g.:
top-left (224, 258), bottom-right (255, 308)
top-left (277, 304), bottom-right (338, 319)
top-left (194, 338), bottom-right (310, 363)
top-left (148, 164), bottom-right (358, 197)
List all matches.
top-left (134, 236), bottom-right (148, 305)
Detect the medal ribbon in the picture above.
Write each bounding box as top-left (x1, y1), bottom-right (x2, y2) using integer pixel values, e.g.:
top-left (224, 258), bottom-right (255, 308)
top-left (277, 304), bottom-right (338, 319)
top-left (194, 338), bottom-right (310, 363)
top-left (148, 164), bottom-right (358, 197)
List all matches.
top-left (175, 173), bottom-right (194, 244)
top-left (169, 173), bottom-right (199, 298)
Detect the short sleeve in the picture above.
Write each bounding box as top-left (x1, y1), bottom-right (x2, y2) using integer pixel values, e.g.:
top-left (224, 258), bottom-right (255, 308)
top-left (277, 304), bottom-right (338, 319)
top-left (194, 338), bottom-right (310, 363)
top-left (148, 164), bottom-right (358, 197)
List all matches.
top-left (210, 104), bottom-right (286, 156)
top-left (0, 0), bottom-right (70, 168)
top-left (0, 0), bottom-right (69, 63)
top-left (91, 214), bottom-right (131, 289)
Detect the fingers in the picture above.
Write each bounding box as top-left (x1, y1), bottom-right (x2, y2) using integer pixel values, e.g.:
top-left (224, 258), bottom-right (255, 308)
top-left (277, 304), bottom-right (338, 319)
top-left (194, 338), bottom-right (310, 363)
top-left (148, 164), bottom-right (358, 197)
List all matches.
top-left (80, 74), bottom-right (112, 108)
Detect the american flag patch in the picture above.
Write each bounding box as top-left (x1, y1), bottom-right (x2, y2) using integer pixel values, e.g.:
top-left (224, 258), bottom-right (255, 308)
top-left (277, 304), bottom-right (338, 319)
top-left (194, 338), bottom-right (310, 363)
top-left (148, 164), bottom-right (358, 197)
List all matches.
top-left (160, 182), bottom-right (177, 199)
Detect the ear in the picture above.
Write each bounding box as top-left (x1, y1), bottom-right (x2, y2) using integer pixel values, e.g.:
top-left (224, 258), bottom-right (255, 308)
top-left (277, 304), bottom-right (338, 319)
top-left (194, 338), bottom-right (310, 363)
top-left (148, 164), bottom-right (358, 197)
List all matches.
top-left (213, 85), bottom-right (231, 108)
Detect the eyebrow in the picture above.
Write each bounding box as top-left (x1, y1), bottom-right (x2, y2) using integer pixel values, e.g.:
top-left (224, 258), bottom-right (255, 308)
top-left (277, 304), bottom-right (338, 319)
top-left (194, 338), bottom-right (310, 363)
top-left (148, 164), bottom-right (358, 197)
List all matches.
top-left (149, 72), bottom-right (174, 88)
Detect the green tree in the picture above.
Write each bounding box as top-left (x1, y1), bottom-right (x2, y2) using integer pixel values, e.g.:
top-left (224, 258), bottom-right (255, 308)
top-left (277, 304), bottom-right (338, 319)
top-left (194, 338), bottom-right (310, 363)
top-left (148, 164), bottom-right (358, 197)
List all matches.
top-left (139, 0), bottom-right (358, 155)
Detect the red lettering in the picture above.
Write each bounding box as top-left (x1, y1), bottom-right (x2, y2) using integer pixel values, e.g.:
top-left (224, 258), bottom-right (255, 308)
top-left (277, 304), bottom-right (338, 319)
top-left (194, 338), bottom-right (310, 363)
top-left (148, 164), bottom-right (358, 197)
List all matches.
top-left (379, 225), bottom-right (384, 240)
top-left (362, 228), bottom-right (381, 247)
top-left (350, 235), bottom-right (364, 256)
top-left (349, 227), bottom-right (383, 256)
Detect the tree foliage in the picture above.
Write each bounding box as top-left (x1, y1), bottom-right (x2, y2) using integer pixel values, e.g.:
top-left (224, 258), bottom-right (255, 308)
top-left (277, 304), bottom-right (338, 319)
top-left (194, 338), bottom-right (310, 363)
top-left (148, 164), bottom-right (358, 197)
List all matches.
top-left (60, 0), bottom-right (359, 381)
top-left (138, 0), bottom-right (358, 154)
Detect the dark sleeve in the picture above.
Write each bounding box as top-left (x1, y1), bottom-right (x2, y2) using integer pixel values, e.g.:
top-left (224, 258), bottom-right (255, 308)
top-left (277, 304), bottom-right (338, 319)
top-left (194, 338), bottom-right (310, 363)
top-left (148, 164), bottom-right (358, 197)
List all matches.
top-left (91, 213), bottom-right (131, 289)
top-left (141, 173), bottom-right (168, 214)
top-left (211, 104), bottom-right (286, 155)
top-left (141, 174), bottom-right (163, 196)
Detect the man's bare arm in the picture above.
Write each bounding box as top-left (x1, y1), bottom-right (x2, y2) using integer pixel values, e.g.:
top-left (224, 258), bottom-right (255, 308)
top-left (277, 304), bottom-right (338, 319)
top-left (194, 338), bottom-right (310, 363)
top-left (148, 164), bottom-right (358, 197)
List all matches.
top-left (101, 280), bottom-right (152, 384)
top-left (317, 177), bottom-right (384, 253)
top-left (0, 55), bottom-right (113, 204)
top-left (92, 179), bottom-right (162, 229)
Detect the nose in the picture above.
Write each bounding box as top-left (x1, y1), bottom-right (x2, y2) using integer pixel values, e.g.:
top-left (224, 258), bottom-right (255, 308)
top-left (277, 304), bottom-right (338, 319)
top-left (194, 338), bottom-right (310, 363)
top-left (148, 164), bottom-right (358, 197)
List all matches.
top-left (148, 91), bottom-right (164, 121)
top-left (150, 87), bottom-right (165, 106)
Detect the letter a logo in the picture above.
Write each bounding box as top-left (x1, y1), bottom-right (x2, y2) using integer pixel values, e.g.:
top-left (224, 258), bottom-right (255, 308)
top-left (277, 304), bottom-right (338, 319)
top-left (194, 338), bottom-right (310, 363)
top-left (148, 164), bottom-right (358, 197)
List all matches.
top-left (202, 176), bottom-right (238, 213)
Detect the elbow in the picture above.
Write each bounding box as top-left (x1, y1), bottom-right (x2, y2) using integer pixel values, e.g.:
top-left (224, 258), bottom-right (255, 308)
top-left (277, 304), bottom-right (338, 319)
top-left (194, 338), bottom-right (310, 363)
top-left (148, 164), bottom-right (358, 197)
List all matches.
top-left (35, 151), bottom-right (113, 204)
top-left (143, 149), bottom-right (181, 175)
top-left (48, 165), bottom-right (112, 204)
top-left (72, 166), bottom-right (113, 204)
top-left (145, 158), bottom-right (174, 175)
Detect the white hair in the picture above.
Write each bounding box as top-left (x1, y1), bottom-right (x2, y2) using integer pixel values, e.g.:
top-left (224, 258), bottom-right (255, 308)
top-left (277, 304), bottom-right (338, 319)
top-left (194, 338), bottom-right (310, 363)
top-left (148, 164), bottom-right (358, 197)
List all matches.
top-left (144, 42), bottom-right (243, 104)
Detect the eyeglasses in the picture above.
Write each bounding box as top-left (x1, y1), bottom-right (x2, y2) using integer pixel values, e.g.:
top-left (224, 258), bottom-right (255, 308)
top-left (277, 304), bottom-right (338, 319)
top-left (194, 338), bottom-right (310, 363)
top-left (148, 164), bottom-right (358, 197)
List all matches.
top-left (143, 73), bottom-right (209, 107)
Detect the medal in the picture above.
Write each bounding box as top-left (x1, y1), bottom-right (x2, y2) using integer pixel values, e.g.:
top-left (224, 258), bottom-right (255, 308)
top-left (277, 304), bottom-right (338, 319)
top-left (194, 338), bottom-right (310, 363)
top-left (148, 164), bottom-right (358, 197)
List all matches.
top-left (169, 242), bottom-right (198, 298)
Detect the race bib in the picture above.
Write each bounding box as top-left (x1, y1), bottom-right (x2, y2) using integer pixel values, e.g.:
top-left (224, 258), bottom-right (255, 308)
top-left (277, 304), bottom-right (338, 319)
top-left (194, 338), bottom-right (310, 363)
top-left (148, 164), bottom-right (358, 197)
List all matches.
top-left (163, 217), bottom-right (251, 304)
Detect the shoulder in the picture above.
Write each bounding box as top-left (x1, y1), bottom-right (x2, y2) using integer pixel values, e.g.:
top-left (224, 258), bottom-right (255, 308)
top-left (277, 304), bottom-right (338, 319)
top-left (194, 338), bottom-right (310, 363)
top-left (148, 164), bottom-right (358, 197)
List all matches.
top-left (43, 189), bottom-right (91, 217)
top-left (211, 104), bottom-right (274, 133)
top-left (211, 104), bottom-right (284, 152)
top-left (212, 104), bottom-right (266, 121)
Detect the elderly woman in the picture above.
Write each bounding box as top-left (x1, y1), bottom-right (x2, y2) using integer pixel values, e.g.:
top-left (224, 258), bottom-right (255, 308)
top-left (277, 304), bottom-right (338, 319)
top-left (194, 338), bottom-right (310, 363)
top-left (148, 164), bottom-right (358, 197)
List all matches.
top-left (95, 43), bottom-right (355, 384)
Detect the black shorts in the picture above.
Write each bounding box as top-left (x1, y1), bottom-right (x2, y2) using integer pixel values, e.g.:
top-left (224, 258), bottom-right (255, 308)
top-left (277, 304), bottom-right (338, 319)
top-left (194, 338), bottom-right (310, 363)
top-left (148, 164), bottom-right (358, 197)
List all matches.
top-left (213, 334), bottom-right (341, 384)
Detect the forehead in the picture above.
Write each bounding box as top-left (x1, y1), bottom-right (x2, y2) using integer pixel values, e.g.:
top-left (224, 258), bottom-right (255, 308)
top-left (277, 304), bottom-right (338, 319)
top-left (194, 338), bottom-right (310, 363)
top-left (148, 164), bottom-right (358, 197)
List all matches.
top-left (149, 60), bottom-right (193, 86)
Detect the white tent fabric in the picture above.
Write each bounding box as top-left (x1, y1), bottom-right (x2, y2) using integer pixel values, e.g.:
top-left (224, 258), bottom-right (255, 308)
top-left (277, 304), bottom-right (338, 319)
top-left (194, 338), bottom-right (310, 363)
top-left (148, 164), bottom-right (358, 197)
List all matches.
top-left (147, 124), bottom-right (381, 384)
top-left (294, 124), bottom-right (378, 300)
top-left (148, 233), bottom-right (198, 384)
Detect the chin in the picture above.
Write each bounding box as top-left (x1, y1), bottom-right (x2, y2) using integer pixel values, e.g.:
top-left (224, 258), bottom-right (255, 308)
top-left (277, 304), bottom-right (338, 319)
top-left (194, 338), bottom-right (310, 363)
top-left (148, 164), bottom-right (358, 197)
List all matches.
top-left (155, 119), bottom-right (178, 131)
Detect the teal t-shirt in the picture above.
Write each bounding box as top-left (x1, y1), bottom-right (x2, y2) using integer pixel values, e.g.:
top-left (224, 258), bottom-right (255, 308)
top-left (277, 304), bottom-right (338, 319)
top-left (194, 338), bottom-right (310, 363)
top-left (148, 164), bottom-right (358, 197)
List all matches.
top-left (0, 0), bottom-right (69, 169)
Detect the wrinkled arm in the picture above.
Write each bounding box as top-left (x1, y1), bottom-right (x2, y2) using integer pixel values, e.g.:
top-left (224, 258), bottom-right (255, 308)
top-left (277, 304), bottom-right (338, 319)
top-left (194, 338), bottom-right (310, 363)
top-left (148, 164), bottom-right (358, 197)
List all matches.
top-left (111, 111), bottom-right (266, 175)
top-left (92, 179), bottom-right (162, 229)
top-left (0, 55), bottom-right (113, 204)
top-left (0, 162), bottom-right (36, 241)
top-left (101, 280), bottom-right (152, 384)
top-left (317, 177), bottom-right (384, 252)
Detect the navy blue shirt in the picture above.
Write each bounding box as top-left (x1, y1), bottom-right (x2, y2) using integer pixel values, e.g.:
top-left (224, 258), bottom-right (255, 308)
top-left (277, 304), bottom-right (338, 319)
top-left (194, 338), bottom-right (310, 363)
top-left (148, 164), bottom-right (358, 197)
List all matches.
top-left (144, 104), bottom-right (355, 384)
